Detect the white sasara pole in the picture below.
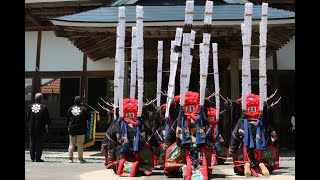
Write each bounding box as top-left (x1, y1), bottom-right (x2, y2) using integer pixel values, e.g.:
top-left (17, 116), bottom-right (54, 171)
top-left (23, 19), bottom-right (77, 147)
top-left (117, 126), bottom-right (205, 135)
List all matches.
top-left (113, 26), bottom-right (120, 120)
top-left (259, 3), bottom-right (268, 109)
top-left (117, 6), bottom-right (126, 118)
top-left (130, 27), bottom-right (137, 99)
top-left (180, 0), bottom-right (194, 107)
top-left (156, 41), bottom-right (163, 108)
top-left (199, 0), bottom-right (213, 106)
top-left (212, 43), bottom-right (220, 121)
top-left (241, 2), bottom-right (253, 111)
top-left (136, 6), bottom-right (144, 117)
top-left (165, 28), bottom-right (183, 118)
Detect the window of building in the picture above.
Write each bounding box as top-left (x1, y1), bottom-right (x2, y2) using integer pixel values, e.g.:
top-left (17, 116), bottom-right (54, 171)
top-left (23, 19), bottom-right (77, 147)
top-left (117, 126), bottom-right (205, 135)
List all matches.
top-left (41, 78), bottom-right (61, 118)
top-left (25, 78), bottom-right (33, 101)
top-left (87, 77), bottom-right (112, 132)
top-left (40, 77), bottom-right (80, 118)
top-left (107, 79), bottom-right (114, 102)
top-left (59, 78), bottom-right (80, 117)
top-left (25, 78), bottom-right (33, 117)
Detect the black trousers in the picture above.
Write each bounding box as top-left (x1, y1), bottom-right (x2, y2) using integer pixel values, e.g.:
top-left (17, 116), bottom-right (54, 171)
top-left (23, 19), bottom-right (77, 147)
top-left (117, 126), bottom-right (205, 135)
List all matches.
top-left (29, 135), bottom-right (44, 161)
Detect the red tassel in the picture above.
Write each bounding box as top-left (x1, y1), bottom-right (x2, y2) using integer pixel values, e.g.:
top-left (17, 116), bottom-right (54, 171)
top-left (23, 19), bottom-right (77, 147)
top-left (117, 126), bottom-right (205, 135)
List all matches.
top-left (130, 161), bottom-right (139, 177)
top-left (250, 168), bottom-right (259, 177)
top-left (117, 159), bottom-right (126, 175)
top-left (185, 149), bottom-right (192, 180)
top-left (201, 147), bottom-right (209, 180)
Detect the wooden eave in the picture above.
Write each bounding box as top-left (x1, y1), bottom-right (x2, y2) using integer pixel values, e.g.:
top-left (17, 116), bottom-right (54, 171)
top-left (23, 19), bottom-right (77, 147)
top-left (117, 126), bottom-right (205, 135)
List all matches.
top-left (53, 23), bottom-right (295, 63)
top-left (25, 1), bottom-right (108, 31)
top-left (249, 0), bottom-right (295, 11)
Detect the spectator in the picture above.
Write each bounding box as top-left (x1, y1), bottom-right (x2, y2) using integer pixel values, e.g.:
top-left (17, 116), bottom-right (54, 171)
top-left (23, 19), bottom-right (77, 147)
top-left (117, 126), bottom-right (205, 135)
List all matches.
top-left (26, 93), bottom-right (50, 162)
top-left (66, 96), bottom-right (90, 163)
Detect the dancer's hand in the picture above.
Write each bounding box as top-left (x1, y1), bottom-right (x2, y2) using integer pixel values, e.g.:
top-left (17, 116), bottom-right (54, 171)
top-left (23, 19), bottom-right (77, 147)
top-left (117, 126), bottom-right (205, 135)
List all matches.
top-left (238, 129), bottom-right (244, 135)
top-left (218, 134), bottom-right (224, 142)
top-left (271, 131), bottom-right (277, 142)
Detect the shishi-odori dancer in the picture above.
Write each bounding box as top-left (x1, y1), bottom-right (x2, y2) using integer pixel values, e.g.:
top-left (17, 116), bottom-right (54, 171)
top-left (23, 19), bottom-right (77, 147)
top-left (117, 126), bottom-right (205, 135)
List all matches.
top-left (164, 91), bottom-right (212, 180)
top-left (229, 94), bottom-right (280, 177)
top-left (205, 107), bottom-right (228, 166)
top-left (228, 2), bottom-right (280, 177)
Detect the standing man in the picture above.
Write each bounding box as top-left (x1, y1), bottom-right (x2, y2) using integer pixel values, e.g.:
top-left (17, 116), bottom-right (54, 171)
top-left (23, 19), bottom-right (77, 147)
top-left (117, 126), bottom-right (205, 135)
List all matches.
top-left (66, 96), bottom-right (90, 163)
top-left (26, 93), bottom-right (50, 162)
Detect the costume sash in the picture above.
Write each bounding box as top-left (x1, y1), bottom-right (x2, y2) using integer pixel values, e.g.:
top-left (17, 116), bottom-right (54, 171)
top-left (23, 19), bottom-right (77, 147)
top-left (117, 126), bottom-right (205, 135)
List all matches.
top-left (181, 110), bottom-right (191, 145)
top-left (255, 115), bottom-right (266, 150)
top-left (196, 109), bottom-right (206, 145)
top-left (134, 116), bottom-right (142, 152)
top-left (215, 123), bottom-right (221, 151)
top-left (120, 117), bottom-right (130, 153)
top-left (243, 115), bottom-right (254, 149)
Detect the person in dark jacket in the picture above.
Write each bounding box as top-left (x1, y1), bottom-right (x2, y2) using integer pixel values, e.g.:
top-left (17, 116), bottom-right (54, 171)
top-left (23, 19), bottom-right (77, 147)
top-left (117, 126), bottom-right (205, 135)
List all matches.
top-left (66, 96), bottom-right (90, 163)
top-left (26, 93), bottom-right (50, 162)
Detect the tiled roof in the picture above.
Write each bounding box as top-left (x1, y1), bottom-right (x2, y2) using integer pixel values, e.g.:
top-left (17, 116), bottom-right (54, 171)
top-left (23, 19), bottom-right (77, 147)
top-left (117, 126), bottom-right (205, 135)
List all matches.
top-left (110, 0), bottom-right (138, 6)
top-left (50, 4), bottom-right (295, 23)
top-left (41, 79), bottom-right (60, 94)
top-left (223, 0), bottom-right (248, 4)
top-left (132, 0), bottom-right (223, 6)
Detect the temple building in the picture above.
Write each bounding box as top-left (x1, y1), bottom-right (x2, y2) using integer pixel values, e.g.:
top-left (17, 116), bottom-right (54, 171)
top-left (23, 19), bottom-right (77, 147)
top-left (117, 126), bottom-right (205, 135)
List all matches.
top-left (25, 0), bottom-right (295, 149)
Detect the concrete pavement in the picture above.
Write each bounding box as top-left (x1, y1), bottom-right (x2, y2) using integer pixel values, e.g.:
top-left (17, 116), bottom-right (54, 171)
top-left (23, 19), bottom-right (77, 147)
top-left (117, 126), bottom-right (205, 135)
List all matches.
top-left (43, 150), bottom-right (295, 162)
top-left (25, 150), bottom-right (295, 180)
top-left (79, 168), bottom-right (295, 180)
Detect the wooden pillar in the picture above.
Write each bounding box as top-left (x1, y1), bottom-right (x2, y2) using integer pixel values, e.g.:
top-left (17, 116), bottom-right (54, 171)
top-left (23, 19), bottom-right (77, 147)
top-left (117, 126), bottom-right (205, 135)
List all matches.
top-left (33, 30), bottom-right (42, 100)
top-left (222, 62), bottom-right (228, 99)
top-left (81, 54), bottom-right (88, 102)
top-left (124, 48), bottom-right (130, 98)
top-left (222, 69), bottom-right (228, 98)
top-left (230, 49), bottom-right (240, 100)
